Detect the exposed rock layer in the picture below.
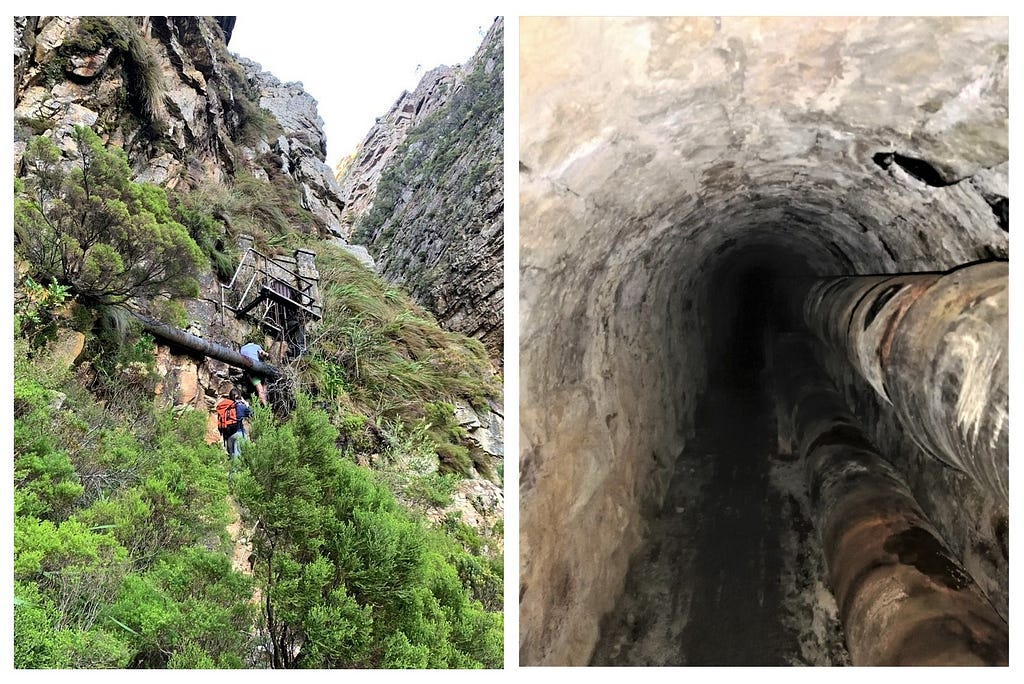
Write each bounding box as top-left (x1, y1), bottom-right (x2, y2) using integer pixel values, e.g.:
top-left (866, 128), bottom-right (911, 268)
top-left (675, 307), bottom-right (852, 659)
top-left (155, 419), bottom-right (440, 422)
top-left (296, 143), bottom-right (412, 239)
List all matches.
top-left (239, 57), bottom-right (349, 236)
top-left (14, 16), bottom-right (350, 242)
top-left (335, 65), bottom-right (460, 229)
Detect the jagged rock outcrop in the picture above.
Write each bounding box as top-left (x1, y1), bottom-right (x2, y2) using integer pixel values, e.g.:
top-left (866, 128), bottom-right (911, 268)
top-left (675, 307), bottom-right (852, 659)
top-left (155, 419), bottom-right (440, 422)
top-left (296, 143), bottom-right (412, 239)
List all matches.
top-left (238, 58), bottom-right (351, 238)
top-left (335, 65), bottom-right (460, 229)
top-left (456, 401), bottom-right (504, 460)
top-left (14, 16), bottom-right (353, 244)
top-left (13, 15), bottom-right (352, 437)
top-left (17, 17), bottom-right (235, 184)
top-left (336, 18), bottom-right (503, 359)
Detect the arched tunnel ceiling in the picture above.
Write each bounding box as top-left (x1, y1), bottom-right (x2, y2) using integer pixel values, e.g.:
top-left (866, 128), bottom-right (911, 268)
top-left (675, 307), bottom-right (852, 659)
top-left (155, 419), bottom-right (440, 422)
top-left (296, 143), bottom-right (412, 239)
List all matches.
top-left (518, 16), bottom-right (1008, 665)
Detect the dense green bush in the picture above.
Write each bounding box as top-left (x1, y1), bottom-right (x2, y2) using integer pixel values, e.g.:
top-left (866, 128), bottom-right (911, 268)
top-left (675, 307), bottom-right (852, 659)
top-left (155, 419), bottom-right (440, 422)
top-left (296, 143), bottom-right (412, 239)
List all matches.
top-left (14, 126), bottom-right (204, 306)
top-left (13, 351), bottom-right (253, 668)
top-left (234, 398), bottom-right (502, 668)
top-left (13, 277), bottom-right (70, 349)
top-left (170, 192), bottom-right (238, 281)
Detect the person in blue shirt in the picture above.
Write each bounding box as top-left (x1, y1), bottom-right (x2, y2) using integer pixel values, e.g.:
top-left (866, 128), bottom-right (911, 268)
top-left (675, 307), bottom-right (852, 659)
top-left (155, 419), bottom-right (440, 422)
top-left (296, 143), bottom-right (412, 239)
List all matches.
top-left (240, 340), bottom-right (271, 405)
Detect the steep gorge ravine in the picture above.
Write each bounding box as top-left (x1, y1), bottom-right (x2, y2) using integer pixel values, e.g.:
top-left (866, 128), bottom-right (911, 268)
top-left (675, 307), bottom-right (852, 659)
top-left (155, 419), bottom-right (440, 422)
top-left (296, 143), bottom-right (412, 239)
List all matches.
top-left (14, 15), bottom-right (503, 669)
top-left (520, 17), bottom-right (1008, 666)
top-left (336, 18), bottom-right (504, 360)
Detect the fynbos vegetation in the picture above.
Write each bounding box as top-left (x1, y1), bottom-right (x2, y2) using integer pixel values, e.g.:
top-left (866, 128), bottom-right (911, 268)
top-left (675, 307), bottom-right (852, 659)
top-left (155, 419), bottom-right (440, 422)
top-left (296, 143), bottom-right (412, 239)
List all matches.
top-left (14, 15), bottom-right (503, 669)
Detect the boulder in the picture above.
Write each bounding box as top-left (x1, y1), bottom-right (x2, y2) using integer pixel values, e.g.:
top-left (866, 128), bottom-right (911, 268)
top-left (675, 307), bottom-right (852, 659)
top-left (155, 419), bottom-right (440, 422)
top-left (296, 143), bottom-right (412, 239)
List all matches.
top-left (69, 47), bottom-right (111, 78)
top-left (455, 401), bottom-right (504, 458)
top-left (48, 329), bottom-right (85, 373)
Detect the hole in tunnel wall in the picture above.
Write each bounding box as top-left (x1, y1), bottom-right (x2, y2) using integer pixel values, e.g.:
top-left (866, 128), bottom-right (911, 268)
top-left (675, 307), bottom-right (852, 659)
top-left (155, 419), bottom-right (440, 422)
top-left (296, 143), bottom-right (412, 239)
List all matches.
top-left (872, 152), bottom-right (955, 187)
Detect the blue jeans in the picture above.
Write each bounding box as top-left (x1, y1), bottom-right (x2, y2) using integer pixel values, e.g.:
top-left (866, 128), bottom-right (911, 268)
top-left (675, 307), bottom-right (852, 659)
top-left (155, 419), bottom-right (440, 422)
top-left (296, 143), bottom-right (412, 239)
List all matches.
top-left (227, 429), bottom-right (247, 458)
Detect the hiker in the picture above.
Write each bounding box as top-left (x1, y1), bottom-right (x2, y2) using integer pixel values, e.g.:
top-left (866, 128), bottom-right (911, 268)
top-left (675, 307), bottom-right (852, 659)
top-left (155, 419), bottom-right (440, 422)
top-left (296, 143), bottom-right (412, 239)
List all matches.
top-left (240, 339), bottom-right (271, 405)
top-left (216, 388), bottom-right (251, 462)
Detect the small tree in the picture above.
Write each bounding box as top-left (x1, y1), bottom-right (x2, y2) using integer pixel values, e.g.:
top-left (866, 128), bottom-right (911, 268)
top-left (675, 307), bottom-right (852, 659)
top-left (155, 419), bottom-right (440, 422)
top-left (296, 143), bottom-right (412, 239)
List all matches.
top-left (14, 126), bottom-right (203, 306)
top-left (235, 398), bottom-right (502, 669)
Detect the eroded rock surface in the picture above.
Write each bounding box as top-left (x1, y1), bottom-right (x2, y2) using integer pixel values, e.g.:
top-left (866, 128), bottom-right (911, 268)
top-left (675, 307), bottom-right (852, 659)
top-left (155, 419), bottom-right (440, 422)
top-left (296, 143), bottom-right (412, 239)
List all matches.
top-left (240, 58), bottom-right (349, 236)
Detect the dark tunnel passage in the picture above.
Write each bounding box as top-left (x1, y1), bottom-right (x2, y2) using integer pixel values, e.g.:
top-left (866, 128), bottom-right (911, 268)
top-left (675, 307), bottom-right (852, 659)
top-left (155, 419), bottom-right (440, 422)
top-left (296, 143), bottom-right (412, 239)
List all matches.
top-left (701, 246), bottom-right (822, 378)
top-left (519, 17), bottom-right (1009, 667)
top-left (590, 244), bottom-right (844, 665)
top-left (588, 240), bottom-right (1009, 665)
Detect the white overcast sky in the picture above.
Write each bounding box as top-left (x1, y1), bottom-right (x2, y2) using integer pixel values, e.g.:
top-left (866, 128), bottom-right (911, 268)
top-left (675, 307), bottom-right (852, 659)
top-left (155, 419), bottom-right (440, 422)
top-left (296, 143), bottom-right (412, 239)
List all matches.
top-left (228, 13), bottom-right (499, 166)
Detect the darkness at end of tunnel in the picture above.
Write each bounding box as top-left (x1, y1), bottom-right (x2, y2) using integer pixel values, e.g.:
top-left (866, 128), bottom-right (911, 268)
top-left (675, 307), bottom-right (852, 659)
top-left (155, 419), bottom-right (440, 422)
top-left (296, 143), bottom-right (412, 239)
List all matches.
top-left (694, 241), bottom-right (827, 385)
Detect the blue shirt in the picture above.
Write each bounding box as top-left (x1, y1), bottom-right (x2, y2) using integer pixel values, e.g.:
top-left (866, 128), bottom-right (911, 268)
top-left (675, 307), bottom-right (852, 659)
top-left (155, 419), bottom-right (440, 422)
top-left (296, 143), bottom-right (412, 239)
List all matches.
top-left (234, 400), bottom-right (251, 421)
top-left (228, 400), bottom-right (250, 435)
top-left (240, 342), bottom-right (264, 364)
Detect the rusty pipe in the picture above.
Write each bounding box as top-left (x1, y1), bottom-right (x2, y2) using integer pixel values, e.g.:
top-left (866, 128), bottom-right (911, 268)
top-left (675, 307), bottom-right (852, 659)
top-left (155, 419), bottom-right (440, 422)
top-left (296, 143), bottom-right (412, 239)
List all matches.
top-left (801, 261), bottom-right (1008, 504)
top-left (134, 313), bottom-right (281, 378)
top-left (775, 335), bottom-right (1008, 666)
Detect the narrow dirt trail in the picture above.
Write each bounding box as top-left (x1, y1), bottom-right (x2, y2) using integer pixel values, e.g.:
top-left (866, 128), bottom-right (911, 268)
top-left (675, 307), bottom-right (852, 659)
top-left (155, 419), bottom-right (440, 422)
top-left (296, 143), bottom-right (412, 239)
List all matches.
top-left (226, 495), bottom-right (262, 606)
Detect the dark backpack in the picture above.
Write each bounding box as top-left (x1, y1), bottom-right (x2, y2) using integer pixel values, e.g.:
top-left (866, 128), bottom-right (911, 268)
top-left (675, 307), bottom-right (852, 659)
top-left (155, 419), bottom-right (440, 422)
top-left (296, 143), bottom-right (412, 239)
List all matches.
top-left (216, 398), bottom-right (239, 434)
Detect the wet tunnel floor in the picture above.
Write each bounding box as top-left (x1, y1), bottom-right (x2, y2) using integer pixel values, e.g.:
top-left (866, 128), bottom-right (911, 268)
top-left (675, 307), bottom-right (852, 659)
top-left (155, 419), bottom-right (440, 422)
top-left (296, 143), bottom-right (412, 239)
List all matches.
top-left (590, 352), bottom-right (850, 666)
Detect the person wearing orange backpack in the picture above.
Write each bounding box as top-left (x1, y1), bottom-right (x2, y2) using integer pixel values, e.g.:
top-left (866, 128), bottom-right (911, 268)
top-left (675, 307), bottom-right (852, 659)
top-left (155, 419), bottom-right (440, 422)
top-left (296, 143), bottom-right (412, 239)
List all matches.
top-left (216, 388), bottom-right (252, 461)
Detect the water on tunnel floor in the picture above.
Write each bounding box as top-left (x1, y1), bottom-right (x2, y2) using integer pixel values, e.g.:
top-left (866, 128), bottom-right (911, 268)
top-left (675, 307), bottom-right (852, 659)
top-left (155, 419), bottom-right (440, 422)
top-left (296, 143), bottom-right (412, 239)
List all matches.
top-left (590, 271), bottom-right (850, 666)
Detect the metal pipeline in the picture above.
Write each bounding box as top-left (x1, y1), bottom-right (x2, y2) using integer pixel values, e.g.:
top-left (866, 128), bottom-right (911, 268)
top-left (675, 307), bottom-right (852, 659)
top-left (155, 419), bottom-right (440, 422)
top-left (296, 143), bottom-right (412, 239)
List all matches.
top-left (775, 336), bottom-right (1008, 666)
top-left (801, 261), bottom-right (1008, 504)
top-left (134, 313), bottom-right (281, 378)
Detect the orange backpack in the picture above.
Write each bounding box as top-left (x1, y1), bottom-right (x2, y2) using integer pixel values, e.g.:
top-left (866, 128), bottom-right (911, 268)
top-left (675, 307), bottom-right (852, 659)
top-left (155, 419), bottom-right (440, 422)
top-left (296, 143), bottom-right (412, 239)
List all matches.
top-left (216, 398), bottom-right (238, 433)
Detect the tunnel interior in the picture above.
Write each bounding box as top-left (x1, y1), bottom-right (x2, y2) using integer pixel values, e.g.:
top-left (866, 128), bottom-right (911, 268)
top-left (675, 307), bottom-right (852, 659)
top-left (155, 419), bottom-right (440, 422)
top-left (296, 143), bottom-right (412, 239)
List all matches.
top-left (519, 16), bottom-right (1008, 666)
top-left (701, 243), bottom-right (822, 370)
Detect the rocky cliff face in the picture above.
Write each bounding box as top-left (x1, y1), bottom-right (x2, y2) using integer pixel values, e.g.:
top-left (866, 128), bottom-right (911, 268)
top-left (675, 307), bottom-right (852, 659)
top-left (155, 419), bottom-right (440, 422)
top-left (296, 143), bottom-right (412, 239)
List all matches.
top-left (14, 16), bottom-right (353, 244)
top-left (14, 15), bottom-right (503, 533)
top-left (238, 57), bottom-right (350, 238)
top-left (335, 65), bottom-right (460, 229)
top-left (337, 18), bottom-right (504, 359)
top-left (13, 15), bottom-right (368, 434)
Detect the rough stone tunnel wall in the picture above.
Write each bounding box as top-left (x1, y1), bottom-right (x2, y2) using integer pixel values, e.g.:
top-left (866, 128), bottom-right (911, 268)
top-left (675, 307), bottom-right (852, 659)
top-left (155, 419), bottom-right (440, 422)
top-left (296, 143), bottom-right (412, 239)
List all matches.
top-left (518, 16), bottom-right (1008, 665)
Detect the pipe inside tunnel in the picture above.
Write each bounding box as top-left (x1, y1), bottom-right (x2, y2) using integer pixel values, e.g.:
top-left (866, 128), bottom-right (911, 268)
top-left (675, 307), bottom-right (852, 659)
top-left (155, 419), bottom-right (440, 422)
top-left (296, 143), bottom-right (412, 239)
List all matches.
top-left (519, 16), bottom-right (1009, 667)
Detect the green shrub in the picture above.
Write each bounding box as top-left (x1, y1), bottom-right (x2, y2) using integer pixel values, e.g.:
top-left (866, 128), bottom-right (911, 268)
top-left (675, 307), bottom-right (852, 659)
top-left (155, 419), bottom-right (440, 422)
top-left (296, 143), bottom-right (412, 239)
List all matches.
top-left (150, 298), bottom-right (189, 328)
top-left (13, 325), bottom-right (257, 670)
top-left (14, 443), bottom-right (84, 521)
top-left (14, 376), bottom-right (55, 418)
top-left (84, 315), bottom-right (159, 418)
top-left (406, 472), bottom-right (460, 507)
top-left (15, 127), bottom-right (203, 306)
top-left (14, 276), bottom-right (70, 349)
top-left (104, 547), bottom-right (254, 668)
top-left (441, 512), bottom-right (483, 554)
top-left (170, 193), bottom-right (238, 281)
top-left (233, 397), bottom-right (502, 668)
top-left (14, 581), bottom-right (74, 668)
